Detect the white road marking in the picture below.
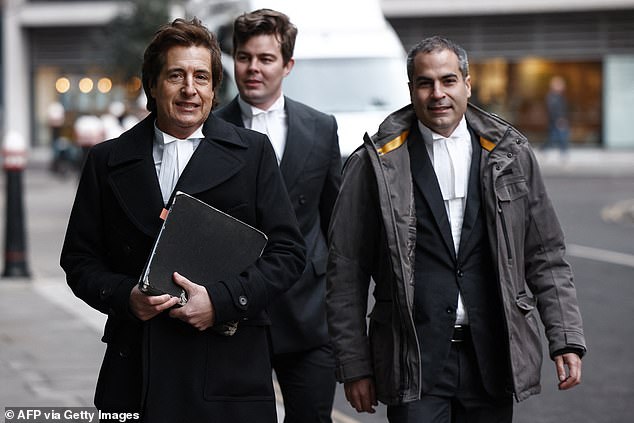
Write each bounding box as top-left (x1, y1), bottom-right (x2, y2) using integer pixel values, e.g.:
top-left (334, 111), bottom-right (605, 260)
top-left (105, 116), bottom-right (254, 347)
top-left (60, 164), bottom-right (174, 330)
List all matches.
top-left (568, 243), bottom-right (634, 268)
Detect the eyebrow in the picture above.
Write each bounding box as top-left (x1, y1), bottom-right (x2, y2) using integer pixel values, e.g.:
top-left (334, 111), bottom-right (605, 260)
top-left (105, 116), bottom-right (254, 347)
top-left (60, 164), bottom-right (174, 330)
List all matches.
top-left (165, 66), bottom-right (210, 74)
top-left (414, 72), bottom-right (459, 82)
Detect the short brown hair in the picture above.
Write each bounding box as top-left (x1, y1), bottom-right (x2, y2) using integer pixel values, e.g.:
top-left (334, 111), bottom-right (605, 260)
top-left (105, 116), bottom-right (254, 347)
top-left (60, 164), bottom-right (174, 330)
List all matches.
top-left (142, 17), bottom-right (223, 112)
top-left (233, 9), bottom-right (297, 65)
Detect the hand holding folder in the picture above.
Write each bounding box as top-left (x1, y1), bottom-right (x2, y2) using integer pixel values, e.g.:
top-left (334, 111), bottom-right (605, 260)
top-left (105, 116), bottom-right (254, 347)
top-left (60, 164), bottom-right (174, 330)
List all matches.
top-left (138, 192), bottom-right (268, 334)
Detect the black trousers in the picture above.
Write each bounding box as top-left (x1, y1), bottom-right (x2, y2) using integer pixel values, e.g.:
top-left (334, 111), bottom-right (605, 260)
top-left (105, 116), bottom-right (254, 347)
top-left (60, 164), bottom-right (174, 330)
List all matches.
top-left (387, 336), bottom-right (513, 423)
top-left (272, 343), bottom-right (336, 423)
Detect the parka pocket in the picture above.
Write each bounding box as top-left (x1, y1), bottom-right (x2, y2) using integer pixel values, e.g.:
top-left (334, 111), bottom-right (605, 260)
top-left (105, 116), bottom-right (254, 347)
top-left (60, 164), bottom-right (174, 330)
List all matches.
top-left (515, 292), bottom-right (541, 346)
top-left (495, 174), bottom-right (528, 262)
top-left (495, 174), bottom-right (528, 202)
top-left (513, 291), bottom-right (542, 387)
top-left (515, 291), bottom-right (536, 314)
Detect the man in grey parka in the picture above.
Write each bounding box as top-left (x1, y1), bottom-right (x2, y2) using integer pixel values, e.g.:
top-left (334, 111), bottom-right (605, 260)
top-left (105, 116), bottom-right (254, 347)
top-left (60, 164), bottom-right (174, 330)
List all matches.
top-left (326, 36), bottom-right (586, 423)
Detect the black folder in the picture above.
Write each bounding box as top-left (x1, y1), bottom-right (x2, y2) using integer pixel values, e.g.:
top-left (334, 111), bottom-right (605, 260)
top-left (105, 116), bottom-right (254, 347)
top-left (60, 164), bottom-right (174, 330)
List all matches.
top-left (139, 192), bottom-right (268, 305)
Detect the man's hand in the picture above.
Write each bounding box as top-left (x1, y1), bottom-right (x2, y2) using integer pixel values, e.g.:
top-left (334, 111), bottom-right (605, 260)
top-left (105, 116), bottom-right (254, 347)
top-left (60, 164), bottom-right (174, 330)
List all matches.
top-left (129, 285), bottom-right (180, 321)
top-left (555, 352), bottom-right (582, 390)
top-left (344, 378), bottom-right (377, 414)
top-left (169, 272), bottom-right (215, 331)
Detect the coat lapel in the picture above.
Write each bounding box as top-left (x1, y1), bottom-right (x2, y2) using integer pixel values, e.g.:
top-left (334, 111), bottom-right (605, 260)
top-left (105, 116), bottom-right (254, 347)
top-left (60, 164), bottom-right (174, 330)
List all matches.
top-left (108, 115), bottom-right (165, 237)
top-left (174, 115), bottom-right (246, 199)
top-left (279, 97), bottom-right (314, 191)
top-left (107, 114), bottom-right (247, 238)
top-left (408, 125), bottom-right (456, 259)
top-left (456, 128), bottom-right (483, 258)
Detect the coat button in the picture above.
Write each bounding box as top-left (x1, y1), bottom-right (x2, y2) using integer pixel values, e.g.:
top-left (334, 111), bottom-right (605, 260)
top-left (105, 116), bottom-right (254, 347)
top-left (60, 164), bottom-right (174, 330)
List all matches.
top-left (238, 295), bottom-right (248, 307)
top-left (495, 165), bottom-right (501, 171)
top-left (456, 269), bottom-right (464, 278)
top-left (118, 345), bottom-right (130, 358)
top-left (446, 307), bottom-right (453, 314)
top-left (298, 195), bottom-right (307, 205)
top-left (507, 153), bottom-right (513, 158)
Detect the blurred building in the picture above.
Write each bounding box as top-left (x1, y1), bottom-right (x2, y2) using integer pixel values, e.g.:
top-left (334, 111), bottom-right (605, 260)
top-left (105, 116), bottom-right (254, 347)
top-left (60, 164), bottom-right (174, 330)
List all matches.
top-left (382, 0), bottom-right (634, 148)
top-left (1, 0), bottom-right (146, 150)
top-left (2, 1), bottom-right (634, 150)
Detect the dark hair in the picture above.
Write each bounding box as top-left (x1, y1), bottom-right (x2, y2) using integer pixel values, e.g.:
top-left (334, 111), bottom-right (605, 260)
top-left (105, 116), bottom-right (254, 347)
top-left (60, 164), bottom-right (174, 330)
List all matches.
top-left (406, 36), bottom-right (469, 82)
top-left (142, 17), bottom-right (223, 112)
top-left (233, 9), bottom-right (297, 65)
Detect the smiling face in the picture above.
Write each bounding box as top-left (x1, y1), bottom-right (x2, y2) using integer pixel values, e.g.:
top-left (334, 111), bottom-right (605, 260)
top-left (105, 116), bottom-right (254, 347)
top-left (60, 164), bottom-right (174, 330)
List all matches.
top-left (234, 34), bottom-right (294, 110)
top-left (151, 45), bottom-right (214, 139)
top-left (408, 49), bottom-right (471, 137)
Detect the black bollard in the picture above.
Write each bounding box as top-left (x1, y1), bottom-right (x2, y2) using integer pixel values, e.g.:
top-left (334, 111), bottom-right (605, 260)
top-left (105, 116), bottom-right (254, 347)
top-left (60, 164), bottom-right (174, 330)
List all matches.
top-left (2, 132), bottom-right (30, 278)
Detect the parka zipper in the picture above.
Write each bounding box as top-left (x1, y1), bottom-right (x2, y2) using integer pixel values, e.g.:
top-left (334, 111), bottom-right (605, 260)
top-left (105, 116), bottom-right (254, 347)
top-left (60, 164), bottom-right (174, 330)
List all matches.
top-left (498, 200), bottom-right (513, 261)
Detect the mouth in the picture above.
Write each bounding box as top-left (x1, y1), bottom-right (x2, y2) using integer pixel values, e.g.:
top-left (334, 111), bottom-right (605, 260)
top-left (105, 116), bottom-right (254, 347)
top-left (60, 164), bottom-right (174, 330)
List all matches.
top-left (244, 79), bottom-right (262, 89)
top-left (429, 104), bottom-right (452, 112)
top-left (176, 101), bottom-right (199, 111)
top-left (428, 104), bottom-right (452, 116)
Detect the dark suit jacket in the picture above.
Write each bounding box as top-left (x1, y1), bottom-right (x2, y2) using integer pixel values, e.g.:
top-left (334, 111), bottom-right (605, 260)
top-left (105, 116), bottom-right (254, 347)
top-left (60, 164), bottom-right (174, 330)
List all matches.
top-left (215, 96), bottom-right (341, 354)
top-left (60, 113), bottom-right (305, 422)
top-left (408, 125), bottom-right (510, 396)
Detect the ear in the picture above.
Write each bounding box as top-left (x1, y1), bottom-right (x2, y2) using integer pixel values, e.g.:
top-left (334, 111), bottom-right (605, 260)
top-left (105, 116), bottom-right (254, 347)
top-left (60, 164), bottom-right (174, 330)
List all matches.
top-left (283, 57), bottom-right (295, 77)
top-left (465, 75), bottom-right (472, 99)
top-left (150, 83), bottom-right (157, 101)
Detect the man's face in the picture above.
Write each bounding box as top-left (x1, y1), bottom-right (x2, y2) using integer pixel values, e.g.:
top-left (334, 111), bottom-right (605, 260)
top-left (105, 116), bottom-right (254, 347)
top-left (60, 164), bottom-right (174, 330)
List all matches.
top-left (234, 34), bottom-right (294, 110)
top-left (151, 45), bottom-right (214, 139)
top-left (409, 49), bottom-right (471, 137)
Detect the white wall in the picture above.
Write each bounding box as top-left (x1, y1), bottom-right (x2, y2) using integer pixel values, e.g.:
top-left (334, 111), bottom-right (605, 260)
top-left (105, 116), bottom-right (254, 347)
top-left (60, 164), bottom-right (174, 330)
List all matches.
top-left (604, 55), bottom-right (634, 148)
top-left (381, 0), bottom-right (634, 17)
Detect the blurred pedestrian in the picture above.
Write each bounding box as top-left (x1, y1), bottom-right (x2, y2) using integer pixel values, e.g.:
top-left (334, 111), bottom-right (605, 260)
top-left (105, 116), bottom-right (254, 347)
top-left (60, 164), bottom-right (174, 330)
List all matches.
top-left (215, 8), bottom-right (341, 423)
top-left (73, 114), bottom-right (104, 169)
top-left (543, 75), bottom-right (570, 157)
top-left (326, 36), bottom-right (586, 422)
top-left (47, 101), bottom-right (73, 175)
top-left (61, 17), bottom-right (305, 423)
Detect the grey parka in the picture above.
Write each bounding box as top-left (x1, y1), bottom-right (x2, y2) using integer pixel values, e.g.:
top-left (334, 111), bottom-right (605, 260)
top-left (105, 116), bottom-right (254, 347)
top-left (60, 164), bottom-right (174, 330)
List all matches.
top-left (326, 103), bottom-right (586, 404)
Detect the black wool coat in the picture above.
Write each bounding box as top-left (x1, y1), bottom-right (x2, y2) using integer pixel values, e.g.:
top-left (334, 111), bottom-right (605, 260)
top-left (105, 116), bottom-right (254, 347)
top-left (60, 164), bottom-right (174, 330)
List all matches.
top-left (61, 113), bottom-right (305, 422)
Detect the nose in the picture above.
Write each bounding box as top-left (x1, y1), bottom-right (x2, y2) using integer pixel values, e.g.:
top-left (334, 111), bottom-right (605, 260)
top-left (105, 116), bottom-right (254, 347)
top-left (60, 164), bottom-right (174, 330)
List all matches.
top-left (247, 57), bottom-right (259, 72)
top-left (181, 74), bottom-right (196, 96)
top-left (431, 82), bottom-right (444, 99)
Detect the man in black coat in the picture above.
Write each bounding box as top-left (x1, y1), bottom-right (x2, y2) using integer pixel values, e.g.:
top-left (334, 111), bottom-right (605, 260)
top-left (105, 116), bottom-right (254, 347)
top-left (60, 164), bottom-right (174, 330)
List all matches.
top-left (215, 9), bottom-right (341, 423)
top-left (60, 18), bottom-right (305, 423)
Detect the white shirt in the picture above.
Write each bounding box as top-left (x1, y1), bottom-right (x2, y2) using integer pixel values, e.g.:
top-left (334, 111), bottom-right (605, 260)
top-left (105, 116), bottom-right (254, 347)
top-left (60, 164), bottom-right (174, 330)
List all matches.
top-left (152, 123), bottom-right (204, 204)
top-left (420, 116), bottom-right (472, 325)
top-left (238, 95), bottom-right (288, 164)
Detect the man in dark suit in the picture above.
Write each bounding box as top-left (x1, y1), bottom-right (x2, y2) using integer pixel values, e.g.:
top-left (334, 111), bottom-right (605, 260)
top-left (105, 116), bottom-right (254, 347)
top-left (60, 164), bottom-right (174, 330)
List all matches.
top-left (326, 36), bottom-right (586, 422)
top-left (215, 9), bottom-right (341, 423)
top-left (60, 18), bottom-right (305, 423)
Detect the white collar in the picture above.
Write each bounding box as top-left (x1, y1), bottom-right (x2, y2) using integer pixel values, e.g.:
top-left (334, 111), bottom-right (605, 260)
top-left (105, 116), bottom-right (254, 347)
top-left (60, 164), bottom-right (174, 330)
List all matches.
top-left (238, 94), bottom-right (285, 118)
top-left (154, 123), bottom-right (205, 145)
top-left (428, 116), bottom-right (469, 142)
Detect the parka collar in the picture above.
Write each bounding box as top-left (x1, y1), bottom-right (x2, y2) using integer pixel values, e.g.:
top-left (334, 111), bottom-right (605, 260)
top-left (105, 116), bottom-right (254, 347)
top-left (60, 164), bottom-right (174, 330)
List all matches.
top-left (368, 103), bottom-right (522, 155)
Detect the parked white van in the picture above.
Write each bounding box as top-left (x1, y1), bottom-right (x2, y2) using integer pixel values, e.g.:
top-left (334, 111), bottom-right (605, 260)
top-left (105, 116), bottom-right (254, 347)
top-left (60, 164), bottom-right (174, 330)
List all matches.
top-left (186, 0), bottom-right (410, 157)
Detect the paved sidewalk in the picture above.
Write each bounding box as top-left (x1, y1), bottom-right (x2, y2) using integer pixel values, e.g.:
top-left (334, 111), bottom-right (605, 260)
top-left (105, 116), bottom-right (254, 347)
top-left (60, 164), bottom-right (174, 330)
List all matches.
top-left (534, 148), bottom-right (634, 177)
top-left (0, 279), bottom-right (105, 408)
